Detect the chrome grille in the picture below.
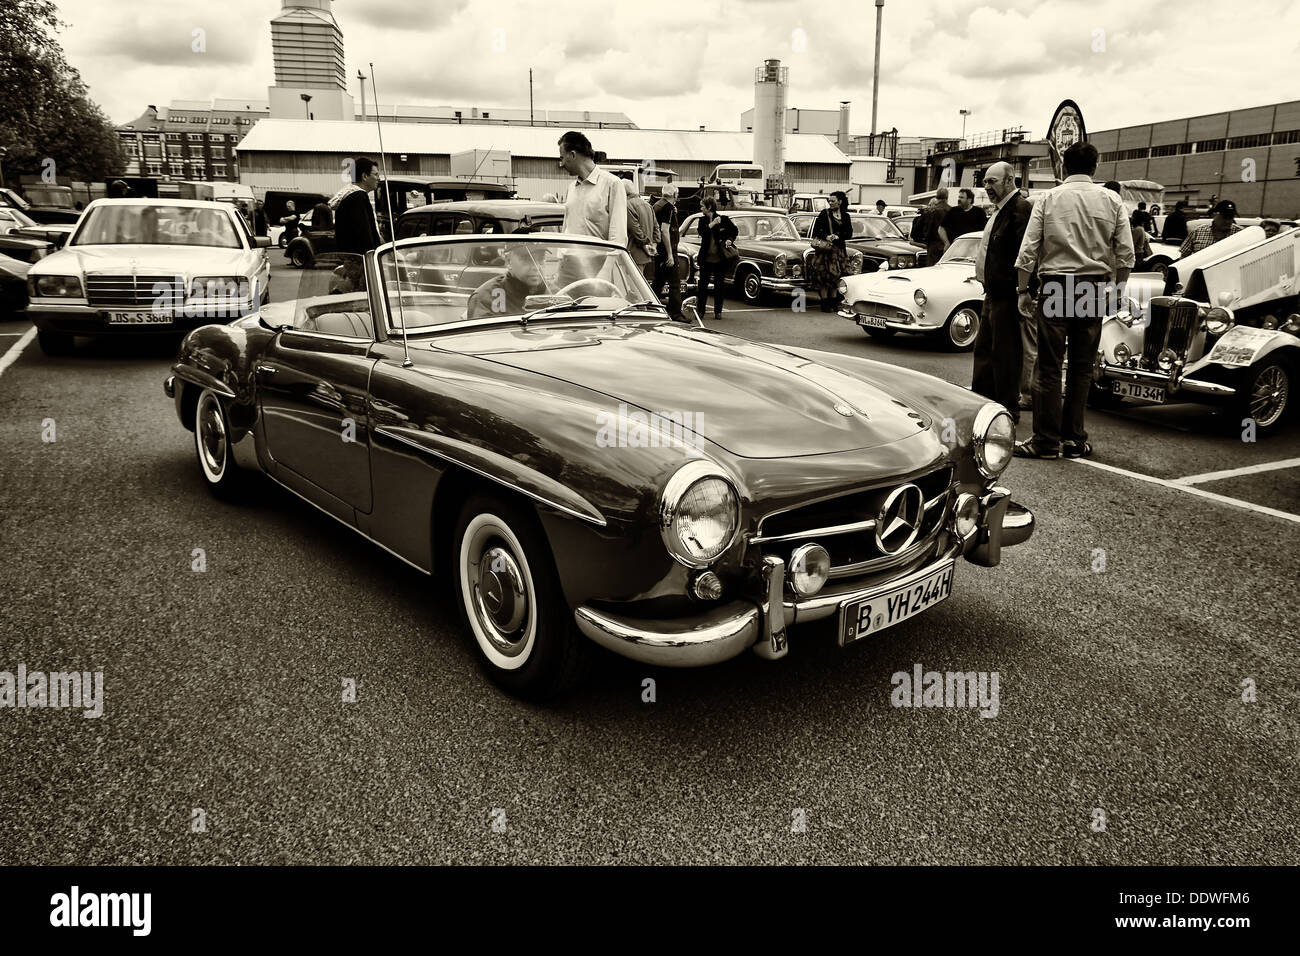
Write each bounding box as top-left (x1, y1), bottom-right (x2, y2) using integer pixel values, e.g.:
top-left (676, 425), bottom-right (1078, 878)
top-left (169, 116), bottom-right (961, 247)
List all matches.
top-left (754, 468), bottom-right (953, 579)
top-left (1141, 300), bottom-right (1198, 367)
top-left (853, 301), bottom-right (912, 323)
top-left (85, 274), bottom-right (179, 309)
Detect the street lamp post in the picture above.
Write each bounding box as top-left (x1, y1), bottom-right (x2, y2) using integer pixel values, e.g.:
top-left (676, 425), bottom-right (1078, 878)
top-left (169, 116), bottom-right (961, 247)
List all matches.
top-left (301, 93), bottom-right (313, 119)
top-left (870, 0), bottom-right (884, 136)
top-left (959, 109), bottom-right (971, 143)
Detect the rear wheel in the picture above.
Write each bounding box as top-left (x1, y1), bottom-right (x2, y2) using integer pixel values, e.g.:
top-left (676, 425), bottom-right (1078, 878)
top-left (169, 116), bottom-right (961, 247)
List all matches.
top-left (453, 494), bottom-right (589, 699)
top-left (940, 306), bottom-right (980, 351)
top-left (739, 267), bottom-right (764, 305)
top-left (36, 329), bottom-right (75, 356)
top-left (194, 388), bottom-right (247, 500)
top-left (1236, 359), bottom-right (1292, 435)
top-left (289, 244), bottom-right (312, 269)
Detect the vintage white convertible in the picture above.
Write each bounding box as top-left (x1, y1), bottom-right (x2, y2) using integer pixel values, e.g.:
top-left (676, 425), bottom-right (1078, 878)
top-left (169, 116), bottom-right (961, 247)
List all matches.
top-left (1092, 225), bottom-right (1299, 435)
top-left (836, 232), bottom-right (986, 350)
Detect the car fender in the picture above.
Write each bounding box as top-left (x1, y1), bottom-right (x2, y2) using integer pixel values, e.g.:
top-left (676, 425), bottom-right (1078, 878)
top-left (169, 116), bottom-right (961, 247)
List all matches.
top-left (171, 322), bottom-right (271, 444)
top-left (1197, 326), bottom-right (1300, 372)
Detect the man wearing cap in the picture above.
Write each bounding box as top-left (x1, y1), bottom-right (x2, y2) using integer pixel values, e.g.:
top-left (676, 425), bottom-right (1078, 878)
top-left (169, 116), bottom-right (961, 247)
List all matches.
top-left (1181, 201), bottom-right (1241, 255)
top-left (1012, 141), bottom-right (1133, 460)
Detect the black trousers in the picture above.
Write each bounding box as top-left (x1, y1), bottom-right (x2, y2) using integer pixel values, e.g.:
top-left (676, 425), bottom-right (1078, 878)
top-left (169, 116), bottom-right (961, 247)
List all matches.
top-left (653, 254), bottom-right (682, 319)
top-left (1032, 276), bottom-right (1107, 450)
top-left (971, 293), bottom-right (1024, 421)
top-left (696, 259), bottom-right (726, 316)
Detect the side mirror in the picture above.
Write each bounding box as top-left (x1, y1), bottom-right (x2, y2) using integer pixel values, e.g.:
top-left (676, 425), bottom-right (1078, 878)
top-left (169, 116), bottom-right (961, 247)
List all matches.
top-left (254, 236), bottom-right (272, 248)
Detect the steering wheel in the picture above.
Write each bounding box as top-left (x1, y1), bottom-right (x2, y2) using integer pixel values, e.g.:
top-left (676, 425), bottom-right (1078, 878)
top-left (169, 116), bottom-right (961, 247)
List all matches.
top-left (557, 277), bottom-right (622, 299)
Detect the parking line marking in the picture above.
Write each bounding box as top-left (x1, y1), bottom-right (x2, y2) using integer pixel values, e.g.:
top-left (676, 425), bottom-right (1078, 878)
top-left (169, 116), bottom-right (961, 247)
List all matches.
top-left (1172, 458), bottom-right (1300, 485)
top-left (1068, 457), bottom-right (1300, 525)
top-left (0, 326), bottom-right (35, 379)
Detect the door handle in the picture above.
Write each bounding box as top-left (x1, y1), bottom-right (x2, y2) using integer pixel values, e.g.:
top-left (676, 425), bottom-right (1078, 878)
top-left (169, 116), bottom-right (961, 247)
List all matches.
top-left (257, 364), bottom-right (278, 375)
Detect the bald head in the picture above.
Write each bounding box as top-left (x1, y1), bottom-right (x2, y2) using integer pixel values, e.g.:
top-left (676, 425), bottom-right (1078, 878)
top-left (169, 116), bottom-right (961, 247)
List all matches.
top-left (983, 162), bottom-right (1016, 202)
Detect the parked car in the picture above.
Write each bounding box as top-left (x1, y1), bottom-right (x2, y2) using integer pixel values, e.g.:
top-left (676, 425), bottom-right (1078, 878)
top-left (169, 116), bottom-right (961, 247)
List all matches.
top-left (284, 209), bottom-right (329, 268)
top-left (395, 200), bottom-right (565, 239)
top-left (0, 233), bottom-right (53, 265)
top-left (24, 198), bottom-right (272, 356)
top-left (789, 193), bottom-right (831, 214)
top-left (677, 207), bottom-right (863, 304)
top-left (790, 212), bottom-right (927, 272)
top-left (836, 232), bottom-right (986, 350)
top-left (0, 253), bottom-right (32, 318)
top-left (0, 185), bottom-right (81, 224)
top-left (1091, 224), bottom-right (1299, 435)
top-left (164, 233), bottom-right (1034, 698)
top-left (1, 202), bottom-right (75, 249)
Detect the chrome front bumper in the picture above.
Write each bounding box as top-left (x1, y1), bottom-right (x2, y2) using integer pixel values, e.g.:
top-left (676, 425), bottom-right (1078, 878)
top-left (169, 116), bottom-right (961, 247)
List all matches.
top-left (1098, 364), bottom-right (1236, 398)
top-left (762, 277), bottom-right (805, 291)
top-left (836, 306), bottom-right (933, 331)
top-left (573, 491), bottom-right (1035, 668)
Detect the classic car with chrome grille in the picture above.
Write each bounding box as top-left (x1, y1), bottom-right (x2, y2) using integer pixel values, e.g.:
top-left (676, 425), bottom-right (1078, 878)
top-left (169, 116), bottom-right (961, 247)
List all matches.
top-left (165, 234), bottom-right (1034, 699)
top-left (790, 212), bottom-right (927, 273)
top-left (1092, 225), bottom-right (1298, 435)
top-left (677, 208), bottom-right (863, 304)
top-left (24, 198), bottom-right (272, 356)
top-left (836, 233), bottom-right (987, 350)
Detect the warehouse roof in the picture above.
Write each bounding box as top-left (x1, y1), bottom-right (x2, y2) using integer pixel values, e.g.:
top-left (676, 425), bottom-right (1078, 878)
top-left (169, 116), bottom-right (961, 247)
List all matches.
top-left (236, 119), bottom-right (851, 165)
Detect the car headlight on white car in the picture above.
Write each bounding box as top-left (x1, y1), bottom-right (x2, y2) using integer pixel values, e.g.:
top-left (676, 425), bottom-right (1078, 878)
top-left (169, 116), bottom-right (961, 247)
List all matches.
top-left (659, 461), bottom-right (740, 568)
top-left (30, 274), bottom-right (82, 298)
top-left (1203, 306), bottom-right (1233, 336)
top-left (913, 288), bottom-right (927, 306)
top-left (837, 279), bottom-right (849, 297)
top-left (189, 276), bottom-right (251, 299)
top-left (972, 403), bottom-right (1015, 478)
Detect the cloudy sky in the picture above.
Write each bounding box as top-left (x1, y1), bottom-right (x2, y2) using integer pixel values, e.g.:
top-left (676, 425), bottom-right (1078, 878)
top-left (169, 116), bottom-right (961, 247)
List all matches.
top-left (54, 0), bottom-right (1299, 138)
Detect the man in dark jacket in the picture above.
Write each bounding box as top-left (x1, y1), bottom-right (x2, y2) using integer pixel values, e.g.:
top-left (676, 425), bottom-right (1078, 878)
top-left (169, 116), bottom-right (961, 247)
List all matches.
top-left (923, 187), bottom-right (951, 266)
top-left (1160, 200), bottom-right (1189, 243)
top-left (332, 156), bottom-right (382, 254)
top-left (971, 162), bottom-right (1035, 422)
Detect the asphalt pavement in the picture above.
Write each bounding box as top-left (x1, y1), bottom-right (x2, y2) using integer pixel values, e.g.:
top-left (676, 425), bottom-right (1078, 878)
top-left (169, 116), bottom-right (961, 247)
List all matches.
top-left (1, 272), bottom-right (1297, 865)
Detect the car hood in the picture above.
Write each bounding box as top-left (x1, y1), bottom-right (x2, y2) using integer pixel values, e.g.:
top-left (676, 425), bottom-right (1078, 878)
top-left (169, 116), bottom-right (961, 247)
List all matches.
top-left (848, 261), bottom-right (977, 294)
top-left (432, 321), bottom-right (930, 458)
top-left (682, 236), bottom-right (806, 258)
top-left (37, 244), bottom-right (253, 275)
top-left (848, 238), bottom-right (924, 256)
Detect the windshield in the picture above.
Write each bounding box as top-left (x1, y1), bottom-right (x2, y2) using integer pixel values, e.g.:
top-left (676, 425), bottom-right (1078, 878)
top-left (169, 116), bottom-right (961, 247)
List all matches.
top-left (941, 236), bottom-right (981, 264)
top-left (852, 217), bottom-right (905, 240)
top-left (73, 204), bottom-right (243, 248)
top-left (734, 215), bottom-right (799, 241)
top-left (377, 238), bottom-right (655, 331)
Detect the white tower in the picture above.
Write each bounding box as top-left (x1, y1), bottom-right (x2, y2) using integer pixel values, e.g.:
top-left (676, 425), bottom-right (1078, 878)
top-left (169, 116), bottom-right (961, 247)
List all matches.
top-left (268, 0), bottom-right (355, 120)
top-left (752, 59), bottom-right (788, 182)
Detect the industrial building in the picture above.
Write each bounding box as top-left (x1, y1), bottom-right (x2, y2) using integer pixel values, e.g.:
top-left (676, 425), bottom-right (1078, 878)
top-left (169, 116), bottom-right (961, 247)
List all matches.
top-left (1091, 101), bottom-right (1300, 216)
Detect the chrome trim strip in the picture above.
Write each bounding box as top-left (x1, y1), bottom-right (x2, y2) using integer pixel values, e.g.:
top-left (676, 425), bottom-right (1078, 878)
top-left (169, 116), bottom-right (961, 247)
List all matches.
top-left (574, 601), bottom-right (758, 667)
top-left (263, 473), bottom-right (430, 575)
top-left (375, 426), bottom-right (608, 527)
top-left (751, 517), bottom-right (878, 544)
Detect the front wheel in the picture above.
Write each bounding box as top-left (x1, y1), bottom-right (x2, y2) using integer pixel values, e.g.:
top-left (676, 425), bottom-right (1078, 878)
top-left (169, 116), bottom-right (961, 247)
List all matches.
top-left (940, 306), bottom-right (980, 351)
top-left (454, 494), bottom-right (589, 699)
top-left (738, 268), bottom-right (764, 305)
top-left (288, 244), bottom-right (312, 269)
top-left (194, 388), bottom-right (247, 500)
top-left (1236, 359), bottom-right (1292, 436)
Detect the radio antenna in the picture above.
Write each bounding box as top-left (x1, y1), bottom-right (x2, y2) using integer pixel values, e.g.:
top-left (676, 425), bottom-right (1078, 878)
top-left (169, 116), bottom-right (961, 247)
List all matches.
top-left (369, 62), bottom-right (412, 368)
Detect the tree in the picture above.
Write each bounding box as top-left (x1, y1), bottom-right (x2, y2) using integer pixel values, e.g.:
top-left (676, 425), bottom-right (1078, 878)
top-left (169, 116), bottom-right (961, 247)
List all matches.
top-left (0, 0), bottom-right (125, 187)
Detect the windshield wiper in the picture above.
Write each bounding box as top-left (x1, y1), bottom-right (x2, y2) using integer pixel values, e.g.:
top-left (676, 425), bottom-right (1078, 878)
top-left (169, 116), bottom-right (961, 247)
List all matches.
top-left (610, 300), bottom-right (669, 321)
top-left (519, 299), bottom-right (602, 327)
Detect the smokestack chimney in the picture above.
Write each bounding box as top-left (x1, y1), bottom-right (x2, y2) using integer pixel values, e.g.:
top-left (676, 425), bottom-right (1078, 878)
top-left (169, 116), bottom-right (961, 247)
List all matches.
top-left (838, 101), bottom-right (850, 152)
top-left (753, 59), bottom-right (788, 182)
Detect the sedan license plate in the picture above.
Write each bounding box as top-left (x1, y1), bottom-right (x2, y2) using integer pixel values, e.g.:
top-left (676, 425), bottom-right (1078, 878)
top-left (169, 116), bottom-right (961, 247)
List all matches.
top-left (839, 561), bottom-right (955, 646)
top-left (857, 314), bottom-right (888, 329)
top-left (1112, 380), bottom-right (1166, 403)
top-left (108, 311), bottom-right (173, 325)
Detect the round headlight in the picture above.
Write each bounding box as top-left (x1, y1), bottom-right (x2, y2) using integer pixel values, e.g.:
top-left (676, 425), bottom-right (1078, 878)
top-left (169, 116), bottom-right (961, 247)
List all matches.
top-left (972, 403), bottom-right (1015, 477)
top-left (659, 462), bottom-right (740, 568)
top-left (789, 543), bottom-right (830, 597)
top-left (1157, 348), bottom-right (1176, 371)
top-left (913, 288), bottom-right (927, 306)
top-left (1113, 342), bottom-right (1131, 365)
top-left (1204, 306), bottom-right (1232, 336)
top-left (889, 256), bottom-right (901, 268)
top-left (837, 279), bottom-right (848, 296)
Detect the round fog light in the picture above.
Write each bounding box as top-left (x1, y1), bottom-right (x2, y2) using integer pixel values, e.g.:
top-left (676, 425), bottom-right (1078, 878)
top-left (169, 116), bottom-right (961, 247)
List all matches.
top-left (692, 570), bottom-right (723, 601)
top-left (1157, 348), bottom-right (1176, 371)
top-left (951, 493), bottom-right (980, 539)
top-left (789, 543), bottom-right (831, 597)
top-left (1113, 342), bottom-right (1131, 365)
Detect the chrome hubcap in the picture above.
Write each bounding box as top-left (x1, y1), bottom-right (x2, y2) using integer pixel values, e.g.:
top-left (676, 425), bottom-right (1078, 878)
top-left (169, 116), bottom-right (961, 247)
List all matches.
top-left (745, 274), bottom-right (760, 299)
top-left (950, 309), bottom-right (978, 347)
top-left (467, 531), bottom-right (530, 657)
top-left (1250, 366), bottom-right (1288, 426)
top-left (197, 394), bottom-right (226, 478)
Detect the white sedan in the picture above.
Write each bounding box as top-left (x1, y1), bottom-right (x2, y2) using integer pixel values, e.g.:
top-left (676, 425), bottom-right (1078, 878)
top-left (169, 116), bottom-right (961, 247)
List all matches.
top-left (836, 232), bottom-right (986, 350)
top-left (25, 198), bottom-right (272, 356)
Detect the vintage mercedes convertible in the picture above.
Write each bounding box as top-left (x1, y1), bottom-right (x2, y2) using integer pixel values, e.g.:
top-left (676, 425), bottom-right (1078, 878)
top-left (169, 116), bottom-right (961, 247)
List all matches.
top-left (166, 234), bottom-right (1035, 698)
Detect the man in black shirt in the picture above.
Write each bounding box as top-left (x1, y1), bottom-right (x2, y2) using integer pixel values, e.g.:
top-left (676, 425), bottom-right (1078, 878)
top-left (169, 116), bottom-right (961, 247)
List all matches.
top-left (939, 188), bottom-right (988, 251)
top-left (332, 156), bottom-right (382, 255)
top-left (1161, 200), bottom-right (1189, 243)
top-left (652, 183), bottom-right (682, 319)
top-left (1130, 201), bottom-right (1153, 235)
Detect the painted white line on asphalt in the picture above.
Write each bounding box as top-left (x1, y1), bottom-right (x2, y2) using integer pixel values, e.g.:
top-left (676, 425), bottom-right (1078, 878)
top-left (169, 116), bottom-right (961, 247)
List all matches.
top-left (1172, 458), bottom-right (1300, 485)
top-left (1068, 457), bottom-right (1300, 526)
top-left (0, 326), bottom-right (36, 379)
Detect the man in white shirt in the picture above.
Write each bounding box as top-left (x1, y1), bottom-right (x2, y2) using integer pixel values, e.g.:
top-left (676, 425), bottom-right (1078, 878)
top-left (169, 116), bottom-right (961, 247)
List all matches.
top-left (1013, 141), bottom-right (1134, 459)
top-left (558, 131), bottom-right (627, 247)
